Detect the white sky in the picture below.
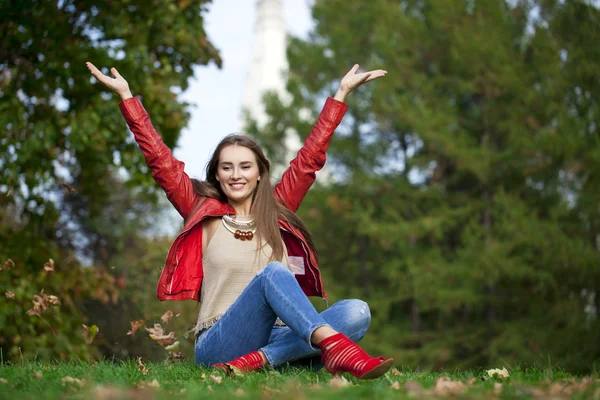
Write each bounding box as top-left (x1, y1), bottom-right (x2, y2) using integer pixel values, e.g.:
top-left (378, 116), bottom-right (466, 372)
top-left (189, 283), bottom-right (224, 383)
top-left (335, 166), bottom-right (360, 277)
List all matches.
top-left (174, 0), bottom-right (314, 181)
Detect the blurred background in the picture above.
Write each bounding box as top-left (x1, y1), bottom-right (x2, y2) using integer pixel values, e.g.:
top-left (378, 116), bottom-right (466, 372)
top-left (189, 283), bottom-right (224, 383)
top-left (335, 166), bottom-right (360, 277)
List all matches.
top-left (1, 0), bottom-right (599, 373)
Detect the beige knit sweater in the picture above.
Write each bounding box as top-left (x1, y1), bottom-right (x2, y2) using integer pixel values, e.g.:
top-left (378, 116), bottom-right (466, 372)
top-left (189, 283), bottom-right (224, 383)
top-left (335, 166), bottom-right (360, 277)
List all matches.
top-left (195, 217), bottom-right (289, 334)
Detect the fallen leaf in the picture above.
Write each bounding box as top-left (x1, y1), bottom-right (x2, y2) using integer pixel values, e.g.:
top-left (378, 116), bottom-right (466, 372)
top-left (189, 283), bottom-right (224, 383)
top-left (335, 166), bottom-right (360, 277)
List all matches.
top-left (82, 324), bottom-right (99, 344)
top-left (0, 378), bottom-right (6, 383)
top-left (43, 259), bottom-right (54, 272)
top-left (5, 291), bottom-right (14, 299)
top-left (234, 388), bottom-right (246, 397)
top-left (137, 357), bottom-right (149, 375)
top-left (127, 320), bottom-right (144, 336)
top-left (145, 323), bottom-right (176, 347)
top-left (391, 381), bottom-right (401, 390)
top-left (329, 375), bottom-right (352, 389)
top-left (494, 382), bottom-right (503, 394)
top-left (165, 341), bottom-right (179, 352)
top-left (262, 385), bottom-right (282, 393)
top-left (161, 310), bottom-right (174, 324)
top-left (137, 379), bottom-right (160, 389)
top-left (167, 351), bottom-right (185, 363)
top-left (433, 377), bottom-right (467, 396)
top-left (2, 259), bottom-right (15, 271)
top-left (391, 367), bottom-right (403, 376)
top-left (175, 313), bottom-right (181, 317)
top-left (200, 373), bottom-right (206, 381)
top-left (404, 381), bottom-right (426, 396)
top-left (62, 376), bottom-right (85, 387)
top-left (61, 183), bottom-right (76, 193)
top-left (207, 385), bottom-right (213, 392)
top-left (27, 289), bottom-right (58, 317)
top-left (466, 377), bottom-right (477, 385)
top-left (486, 367), bottom-right (509, 379)
top-left (209, 374), bottom-right (222, 385)
top-left (33, 371), bottom-right (42, 379)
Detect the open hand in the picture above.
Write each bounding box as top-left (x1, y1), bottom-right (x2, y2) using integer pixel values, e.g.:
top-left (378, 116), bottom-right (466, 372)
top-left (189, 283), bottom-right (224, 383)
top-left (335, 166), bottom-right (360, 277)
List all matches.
top-left (335, 64), bottom-right (387, 102)
top-left (86, 62), bottom-right (133, 100)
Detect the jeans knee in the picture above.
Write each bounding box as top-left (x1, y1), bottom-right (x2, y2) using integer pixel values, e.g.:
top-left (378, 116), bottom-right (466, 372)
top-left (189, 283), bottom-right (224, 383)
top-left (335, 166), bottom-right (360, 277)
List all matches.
top-left (257, 261), bottom-right (291, 277)
top-left (344, 299), bottom-right (371, 330)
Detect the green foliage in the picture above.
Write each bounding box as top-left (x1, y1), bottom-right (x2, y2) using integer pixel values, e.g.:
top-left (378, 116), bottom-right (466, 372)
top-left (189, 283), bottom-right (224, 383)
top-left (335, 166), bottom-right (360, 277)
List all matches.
top-left (0, 0), bottom-right (221, 362)
top-left (1, 0), bottom-right (220, 216)
top-left (0, 253), bottom-right (119, 361)
top-left (253, 0), bottom-right (600, 372)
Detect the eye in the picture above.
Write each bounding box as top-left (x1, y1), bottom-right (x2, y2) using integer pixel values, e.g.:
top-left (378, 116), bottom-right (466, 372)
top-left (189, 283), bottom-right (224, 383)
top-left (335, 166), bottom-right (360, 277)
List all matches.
top-left (242, 165), bottom-right (251, 170)
top-left (221, 166), bottom-right (231, 171)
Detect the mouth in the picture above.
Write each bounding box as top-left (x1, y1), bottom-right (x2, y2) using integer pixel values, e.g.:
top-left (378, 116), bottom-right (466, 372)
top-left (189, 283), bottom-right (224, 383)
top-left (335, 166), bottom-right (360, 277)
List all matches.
top-left (228, 183), bottom-right (246, 191)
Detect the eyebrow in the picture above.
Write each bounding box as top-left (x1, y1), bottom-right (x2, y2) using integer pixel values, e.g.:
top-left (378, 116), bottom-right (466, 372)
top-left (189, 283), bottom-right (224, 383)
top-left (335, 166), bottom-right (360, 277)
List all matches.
top-left (219, 161), bottom-right (254, 166)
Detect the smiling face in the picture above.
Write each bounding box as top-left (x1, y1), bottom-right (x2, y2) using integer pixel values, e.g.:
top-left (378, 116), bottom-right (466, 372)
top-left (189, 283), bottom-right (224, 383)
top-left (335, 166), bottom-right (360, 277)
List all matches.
top-left (216, 144), bottom-right (261, 209)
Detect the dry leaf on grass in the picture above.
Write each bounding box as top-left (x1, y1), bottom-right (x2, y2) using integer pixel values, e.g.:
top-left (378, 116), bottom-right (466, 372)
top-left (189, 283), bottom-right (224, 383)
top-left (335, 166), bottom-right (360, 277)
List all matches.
top-left (391, 381), bottom-right (401, 390)
top-left (33, 371), bottom-right (42, 379)
top-left (62, 376), bottom-right (85, 387)
top-left (433, 377), bottom-right (467, 396)
top-left (486, 367), bottom-right (509, 379)
top-left (391, 367), bottom-right (403, 376)
top-left (82, 324), bottom-right (99, 344)
top-left (494, 382), bottom-right (503, 394)
top-left (5, 291), bottom-right (14, 299)
top-left (404, 381), bottom-right (426, 396)
top-left (0, 378), bottom-right (6, 383)
top-left (200, 373), bottom-right (206, 381)
top-left (209, 374), bottom-right (222, 385)
top-left (145, 324), bottom-right (176, 347)
top-left (329, 375), bottom-right (352, 389)
top-left (127, 320), bottom-right (144, 336)
top-left (161, 310), bottom-right (174, 324)
top-left (234, 388), bottom-right (246, 397)
top-left (137, 357), bottom-right (149, 375)
top-left (43, 259), bottom-right (54, 272)
top-left (136, 379), bottom-right (160, 389)
top-left (262, 385), bottom-right (282, 394)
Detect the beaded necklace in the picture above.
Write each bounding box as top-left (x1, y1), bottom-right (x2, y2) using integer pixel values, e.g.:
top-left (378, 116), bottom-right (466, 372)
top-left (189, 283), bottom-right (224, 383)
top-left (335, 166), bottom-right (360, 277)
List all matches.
top-left (221, 214), bottom-right (256, 241)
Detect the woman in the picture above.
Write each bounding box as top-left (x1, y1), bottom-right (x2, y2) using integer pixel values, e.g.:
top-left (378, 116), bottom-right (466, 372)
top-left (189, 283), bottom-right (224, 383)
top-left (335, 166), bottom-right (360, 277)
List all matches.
top-left (86, 61), bottom-right (392, 379)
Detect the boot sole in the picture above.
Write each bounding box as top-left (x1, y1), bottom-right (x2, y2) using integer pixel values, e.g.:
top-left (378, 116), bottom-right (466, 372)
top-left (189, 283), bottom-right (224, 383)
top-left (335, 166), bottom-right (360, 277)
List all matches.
top-left (357, 358), bottom-right (394, 379)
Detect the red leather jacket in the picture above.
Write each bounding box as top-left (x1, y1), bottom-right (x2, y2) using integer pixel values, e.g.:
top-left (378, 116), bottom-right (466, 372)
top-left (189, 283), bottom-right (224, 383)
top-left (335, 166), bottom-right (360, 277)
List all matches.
top-left (119, 97), bottom-right (348, 303)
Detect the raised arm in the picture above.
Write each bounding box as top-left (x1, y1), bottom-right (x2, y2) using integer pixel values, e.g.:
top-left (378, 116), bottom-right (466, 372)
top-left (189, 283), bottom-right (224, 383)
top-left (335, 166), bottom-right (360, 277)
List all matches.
top-left (273, 64), bottom-right (387, 212)
top-left (86, 62), bottom-right (199, 219)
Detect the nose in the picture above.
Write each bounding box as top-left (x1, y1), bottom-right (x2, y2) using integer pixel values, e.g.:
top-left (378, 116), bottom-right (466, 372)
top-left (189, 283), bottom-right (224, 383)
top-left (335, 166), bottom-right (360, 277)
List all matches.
top-left (231, 167), bottom-right (242, 180)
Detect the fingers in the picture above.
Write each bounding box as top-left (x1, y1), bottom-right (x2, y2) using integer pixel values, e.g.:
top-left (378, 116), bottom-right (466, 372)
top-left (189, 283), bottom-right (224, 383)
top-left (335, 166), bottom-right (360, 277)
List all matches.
top-left (110, 67), bottom-right (122, 79)
top-left (364, 69), bottom-right (388, 82)
top-left (86, 61), bottom-right (112, 85)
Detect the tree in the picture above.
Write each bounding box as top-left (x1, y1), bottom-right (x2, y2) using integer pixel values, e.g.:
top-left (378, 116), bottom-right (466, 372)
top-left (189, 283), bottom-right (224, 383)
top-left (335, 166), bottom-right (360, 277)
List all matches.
top-left (0, 0), bottom-right (220, 360)
top-left (253, 0), bottom-right (600, 372)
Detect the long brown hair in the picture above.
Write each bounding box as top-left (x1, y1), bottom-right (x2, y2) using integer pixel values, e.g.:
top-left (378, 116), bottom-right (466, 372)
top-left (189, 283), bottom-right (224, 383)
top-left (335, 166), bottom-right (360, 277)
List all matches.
top-left (189, 134), bottom-right (319, 263)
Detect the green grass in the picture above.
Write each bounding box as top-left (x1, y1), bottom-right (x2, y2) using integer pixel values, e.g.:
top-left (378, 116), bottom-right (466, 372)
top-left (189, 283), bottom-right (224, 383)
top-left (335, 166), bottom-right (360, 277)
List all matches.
top-left (0, 360), bottom-right (597, 399)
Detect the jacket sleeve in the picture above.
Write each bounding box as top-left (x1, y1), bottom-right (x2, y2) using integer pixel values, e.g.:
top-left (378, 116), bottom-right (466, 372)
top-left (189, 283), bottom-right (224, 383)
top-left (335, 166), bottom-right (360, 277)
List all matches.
top-left (119, 97), bottom-right (199, 219)
top-left (273, 97), bottom-right (348, 212)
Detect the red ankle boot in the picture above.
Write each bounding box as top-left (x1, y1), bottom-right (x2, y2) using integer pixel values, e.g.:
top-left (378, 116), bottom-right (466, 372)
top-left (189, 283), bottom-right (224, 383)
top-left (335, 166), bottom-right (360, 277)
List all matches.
top-left (320, 333), bottom-right (393, 379)
top-left (214, 351), bottom-right (265, 376)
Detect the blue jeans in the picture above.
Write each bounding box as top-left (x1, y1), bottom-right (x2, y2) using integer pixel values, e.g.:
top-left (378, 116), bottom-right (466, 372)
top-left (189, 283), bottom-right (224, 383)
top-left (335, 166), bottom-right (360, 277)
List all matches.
top-left (195, 262), bottom-right (371, 367)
